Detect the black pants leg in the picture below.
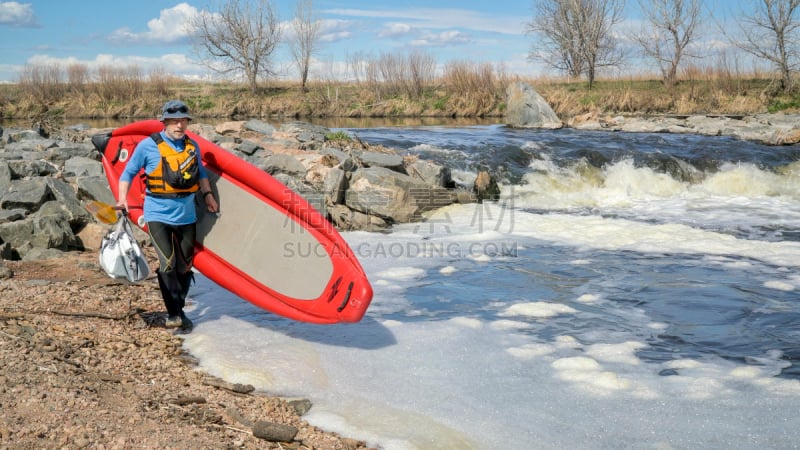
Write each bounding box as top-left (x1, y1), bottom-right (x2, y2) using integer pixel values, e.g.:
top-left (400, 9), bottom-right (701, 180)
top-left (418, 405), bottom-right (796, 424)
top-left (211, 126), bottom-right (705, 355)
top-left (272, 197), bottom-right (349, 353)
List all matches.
top-left (147, 221), bottom-right (196, 316)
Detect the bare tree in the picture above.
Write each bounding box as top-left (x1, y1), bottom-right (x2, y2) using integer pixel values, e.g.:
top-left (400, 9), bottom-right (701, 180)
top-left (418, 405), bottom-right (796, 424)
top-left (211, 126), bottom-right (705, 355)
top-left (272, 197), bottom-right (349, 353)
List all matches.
top-left (526, 0), bottom-right (586, 79)
top-left (525, 0), bottom-right (625, 88)
top-left (633, 0), bottom-right (702, 87)
top-left (191, 0), bottom-right (281, 94)
top-left (726, 0), bottom-right (800, 92)
top-left (406, 50), bottom-right (436, 99)
top-left (290, 0), bottom-right (323, 92)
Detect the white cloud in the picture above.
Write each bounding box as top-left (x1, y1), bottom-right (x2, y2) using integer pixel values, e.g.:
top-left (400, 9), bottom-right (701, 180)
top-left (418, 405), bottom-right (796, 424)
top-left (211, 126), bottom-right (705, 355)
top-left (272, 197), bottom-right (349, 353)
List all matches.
top-left (281, 17), bottom-right (354, 46)
top-left (378, 23), bottom-right (416, 38)
top-left (324, 7), bottom-right (524, 35)
top-left (108, 2), bottom-right (200, 44)
top-left (23, 53), bottom-right (211, 80)
top-left (320, 30), bottom-right (352, 43)
top-left (0, 1), bottom-right (39, 27)
top-left (411, 30), bottom-right (472, 47)
top-left (319, 19), bottom-right (357, 43)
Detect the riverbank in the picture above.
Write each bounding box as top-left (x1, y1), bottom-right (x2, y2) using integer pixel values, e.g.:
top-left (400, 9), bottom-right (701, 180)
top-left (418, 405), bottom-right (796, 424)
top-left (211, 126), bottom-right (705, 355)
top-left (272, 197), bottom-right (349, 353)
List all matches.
top-left (0, 249), bottom-right (372, 449)
top-left (3, 75), bottom-right (798, 135)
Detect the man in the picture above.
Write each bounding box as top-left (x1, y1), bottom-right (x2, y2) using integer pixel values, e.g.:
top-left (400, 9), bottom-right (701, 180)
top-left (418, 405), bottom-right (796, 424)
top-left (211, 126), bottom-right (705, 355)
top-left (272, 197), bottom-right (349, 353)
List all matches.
top-left (117, 100), bottom-right (219, 330)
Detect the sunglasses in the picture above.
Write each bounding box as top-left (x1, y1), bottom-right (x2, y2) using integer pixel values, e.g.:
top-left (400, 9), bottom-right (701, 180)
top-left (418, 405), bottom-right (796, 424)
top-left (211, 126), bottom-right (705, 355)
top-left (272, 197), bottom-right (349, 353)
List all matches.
top-left (165, 105), bottom-right (189, 114)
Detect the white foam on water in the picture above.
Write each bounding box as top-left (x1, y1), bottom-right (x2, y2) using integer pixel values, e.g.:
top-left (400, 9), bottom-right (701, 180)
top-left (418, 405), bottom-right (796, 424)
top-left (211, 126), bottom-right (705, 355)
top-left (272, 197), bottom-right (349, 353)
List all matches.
top-left (576, 293), bottom-right (602, 304)
top-left (184, 276), bottom-right (800, 449)
top-left (765, 280), bottom-right (796, 291)
top-left (499, 302), bottom-right (578, 318)
top-left (425, 203), bottom-right (800, 269)
top-left (516, 159), bottom-right (800, 235)
top-left (180, 199), bottom-right (800, 449)
top-left (438, 265), bottom-right (457, 275)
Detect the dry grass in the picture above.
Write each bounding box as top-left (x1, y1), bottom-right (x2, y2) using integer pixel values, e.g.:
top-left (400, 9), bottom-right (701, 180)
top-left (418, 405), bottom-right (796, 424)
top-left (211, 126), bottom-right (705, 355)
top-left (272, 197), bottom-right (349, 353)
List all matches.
top-left (2, 62), bottom-right (798, 126)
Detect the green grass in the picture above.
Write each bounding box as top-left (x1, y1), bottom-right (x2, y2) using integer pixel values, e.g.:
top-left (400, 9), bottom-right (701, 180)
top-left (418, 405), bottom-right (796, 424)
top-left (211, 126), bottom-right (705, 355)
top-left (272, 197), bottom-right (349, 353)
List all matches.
top-left (767, 95), bottom-right (800, 113)
top-left (325, 130), bottom-right (352, 142)
top-left (433, 97), bottom-right (448, 110)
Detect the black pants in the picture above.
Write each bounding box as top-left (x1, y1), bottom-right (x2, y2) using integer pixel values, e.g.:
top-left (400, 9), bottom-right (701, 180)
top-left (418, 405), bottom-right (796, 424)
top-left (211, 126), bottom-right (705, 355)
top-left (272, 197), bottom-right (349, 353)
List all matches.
top-left (147, 221), bottom-right (196, 317)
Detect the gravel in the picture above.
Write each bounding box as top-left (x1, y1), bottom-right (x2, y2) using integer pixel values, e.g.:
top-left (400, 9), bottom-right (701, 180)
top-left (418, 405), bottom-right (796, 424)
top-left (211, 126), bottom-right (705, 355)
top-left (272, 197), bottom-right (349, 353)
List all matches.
top-left (0, 249), bottom-right (373, 450)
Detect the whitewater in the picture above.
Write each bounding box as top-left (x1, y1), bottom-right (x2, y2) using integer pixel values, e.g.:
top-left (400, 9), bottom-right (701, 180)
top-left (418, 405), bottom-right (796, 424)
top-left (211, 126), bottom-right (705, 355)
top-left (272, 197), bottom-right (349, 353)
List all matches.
top-left (182, 124), bottom-right (800, 449)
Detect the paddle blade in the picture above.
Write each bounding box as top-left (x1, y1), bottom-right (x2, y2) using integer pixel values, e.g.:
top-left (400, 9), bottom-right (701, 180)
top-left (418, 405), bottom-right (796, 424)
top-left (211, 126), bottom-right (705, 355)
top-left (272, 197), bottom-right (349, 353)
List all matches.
top-left (85, 201), bottom-right (119, 224)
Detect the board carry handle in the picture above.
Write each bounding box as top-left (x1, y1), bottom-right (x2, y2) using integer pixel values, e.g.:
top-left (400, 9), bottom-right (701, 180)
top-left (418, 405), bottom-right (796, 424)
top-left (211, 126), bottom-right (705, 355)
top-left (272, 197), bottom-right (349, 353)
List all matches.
top-left (337, 282), bottom-right (354, 312)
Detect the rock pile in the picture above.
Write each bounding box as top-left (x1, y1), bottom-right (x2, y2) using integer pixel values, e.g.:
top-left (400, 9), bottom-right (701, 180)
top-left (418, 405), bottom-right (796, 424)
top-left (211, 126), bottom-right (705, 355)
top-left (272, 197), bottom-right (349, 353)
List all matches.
top-left (190, 119), bottom-right (479, 231)
top-left (0, 124), bottom-right (113, 262)
top-left (567, 111), bottom-right (800, 145)
top-left (0, 120), bottom-right (484, 263)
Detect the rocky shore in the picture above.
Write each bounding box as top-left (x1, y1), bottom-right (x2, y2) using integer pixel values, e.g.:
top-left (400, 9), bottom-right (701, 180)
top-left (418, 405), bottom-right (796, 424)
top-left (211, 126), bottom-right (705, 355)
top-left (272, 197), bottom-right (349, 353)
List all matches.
top-left (506, 81), bottom-right (800, 145)
top-left (0, 249), bottom-right (372, 449)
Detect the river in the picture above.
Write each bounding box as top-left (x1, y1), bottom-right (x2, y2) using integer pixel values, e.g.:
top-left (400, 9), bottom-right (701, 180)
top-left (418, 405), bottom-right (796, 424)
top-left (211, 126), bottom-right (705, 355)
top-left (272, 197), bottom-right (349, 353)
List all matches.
top-left (166, 122), bottom-right (800, 449)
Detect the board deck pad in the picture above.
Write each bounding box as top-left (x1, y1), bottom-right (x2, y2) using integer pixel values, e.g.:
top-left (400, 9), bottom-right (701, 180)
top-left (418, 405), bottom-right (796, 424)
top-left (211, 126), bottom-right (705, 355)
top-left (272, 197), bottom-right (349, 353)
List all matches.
top-left (92, 120), bottom-right (373, 324)
top-left (196, 171), bottom-right (333, 300)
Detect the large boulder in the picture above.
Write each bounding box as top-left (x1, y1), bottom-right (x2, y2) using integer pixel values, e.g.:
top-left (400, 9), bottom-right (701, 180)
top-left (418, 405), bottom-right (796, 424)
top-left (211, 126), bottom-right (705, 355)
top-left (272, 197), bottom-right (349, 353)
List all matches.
top-left (505, 81), bottom-right (563, 129)
top-left (346, 167), bottom-right (457, 223)
top-left (0, 179), bottom-right (51, 211)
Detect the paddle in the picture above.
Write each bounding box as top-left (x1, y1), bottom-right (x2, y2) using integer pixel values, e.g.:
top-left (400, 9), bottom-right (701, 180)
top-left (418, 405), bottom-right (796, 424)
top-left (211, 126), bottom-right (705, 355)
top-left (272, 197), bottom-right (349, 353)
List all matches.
top-left (85, 200), bottom-right (123, 225)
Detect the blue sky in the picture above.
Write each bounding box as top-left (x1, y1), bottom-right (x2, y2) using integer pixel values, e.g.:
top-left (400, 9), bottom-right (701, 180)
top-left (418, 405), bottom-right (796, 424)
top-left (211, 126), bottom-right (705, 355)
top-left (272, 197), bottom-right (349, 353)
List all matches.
top-left (0, 0), bottom-right (750, 84)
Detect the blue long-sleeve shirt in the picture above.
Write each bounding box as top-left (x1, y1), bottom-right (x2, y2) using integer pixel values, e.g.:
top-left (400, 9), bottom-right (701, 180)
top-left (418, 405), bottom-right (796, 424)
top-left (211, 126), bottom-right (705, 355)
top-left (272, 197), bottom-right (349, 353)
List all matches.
top-left (120, 131), bottom-right (208, 225)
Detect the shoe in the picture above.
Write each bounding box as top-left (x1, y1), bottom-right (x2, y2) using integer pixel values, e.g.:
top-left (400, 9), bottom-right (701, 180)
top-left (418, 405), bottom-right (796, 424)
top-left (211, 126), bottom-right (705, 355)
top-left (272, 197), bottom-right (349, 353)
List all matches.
top-left (179, 312), bottom-right (193, 330)
top-left (165, 315), bottom-right (182, 328)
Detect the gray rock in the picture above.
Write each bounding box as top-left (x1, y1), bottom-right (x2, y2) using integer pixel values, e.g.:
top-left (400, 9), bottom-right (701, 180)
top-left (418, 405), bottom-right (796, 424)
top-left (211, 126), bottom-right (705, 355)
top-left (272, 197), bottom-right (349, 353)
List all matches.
top-left (235, 139), bottom-right (263, 156)
top-left (321, 148), bottom-right (355, 171)
top-left (4, 139), bottom-right (58, 152)
top-left (30, 211), bottom-right (79, 251)
top-left (46, 143), bottom-right (98, 165)
top-left (0, 150), bottom-right (25, 161)
top-left (7, 159), bottom-right (60, 178)
top-left (252, 421), bottom-right (298, 442)
top-left (327, 204), bottom-right (387, 231)
top-left (728, 125), bottom-right (778, 145)
top-left (505, 81), bottom-right (563, 129)
top-left (64, 156), bottom-right (104, 177)
top-left (262, 154), bottom-right (307, 177)
top-left (685, 115), bottom-right (728, 135)
top-left (346, 167), bottom-right (457, 223)
top-left (215, 135), bottom-right (237, 146)
top-left (279, 122), bottom-right (328, 147)
top-left (4, 129), bottom-right (44, 143)
top-left (406, 159), bottom-right (453, 188)
top-left (76, 176), bottom-right (116, 205)
top-left (272, 174), bottom-right (326, 214)
top-left (244, 119), bottom-right (276, 136)
top-left (323, 168), bottom-right (347, 205)
top-left (0, 161), bottom-right (10, 194)
top-left (0, 179), bottom-right (51, 212)
top-left (569, 113), bottom-right (800, 146)
top-left (44, 179), bottom-right (92, 225)
top-left (0, 209), bottom-right (26, 224)
top-left (0, 219), bottom-right (34, 249)
top-left (287, 399), bottom-right (312, 416)
top-left (356, 151), bottom-right (405, 172)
